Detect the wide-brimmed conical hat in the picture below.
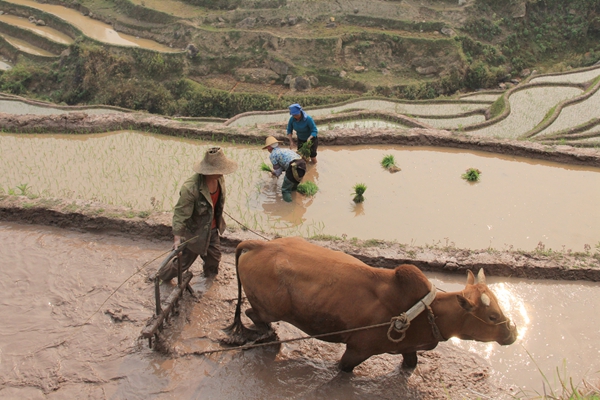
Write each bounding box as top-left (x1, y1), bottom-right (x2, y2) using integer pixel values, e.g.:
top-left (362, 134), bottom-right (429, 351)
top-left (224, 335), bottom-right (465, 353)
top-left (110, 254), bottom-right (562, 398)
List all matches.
top-left (193, 147), bottom-right (238, 175)
top-left (262, 136), bottom-right (281, 149)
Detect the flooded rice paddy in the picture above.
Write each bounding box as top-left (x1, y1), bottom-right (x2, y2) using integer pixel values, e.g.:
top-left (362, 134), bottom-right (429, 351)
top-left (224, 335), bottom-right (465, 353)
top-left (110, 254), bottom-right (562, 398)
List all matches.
top-left (129, 0), bottom-right (206, 18)
top-left (469, 86), bottom-right (582, 139)
top-left (0, 222), bottom-right (598, 398)
top-left (414, 114), bottom-right (485, 129)
top-left (0, 99), bottom-right (122, 115)
top-left (530, 67), bottom-right (600, 84)
top-left (1, 131), bottom-right (599, 252)
top-left (0, 14), bottom-right (73, 44)
top-left (228, 99), bottom-right (491, 127)
top-left (537, 85), bottom-right (600, 137)
top-left (3, 0), bottom-right (178, 52)
top-left (0, 32), bottom-right (55, 56)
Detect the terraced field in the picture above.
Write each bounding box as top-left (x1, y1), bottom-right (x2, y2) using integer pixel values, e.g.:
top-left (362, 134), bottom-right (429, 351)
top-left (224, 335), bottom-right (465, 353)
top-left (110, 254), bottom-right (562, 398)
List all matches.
top-left (226, 65), bottom-right (600, 146)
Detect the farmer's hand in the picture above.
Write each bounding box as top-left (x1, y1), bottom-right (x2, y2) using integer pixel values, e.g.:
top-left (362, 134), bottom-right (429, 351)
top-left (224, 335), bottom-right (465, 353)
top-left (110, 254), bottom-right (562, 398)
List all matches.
top-left (173, 235), bottom-right (181, 250)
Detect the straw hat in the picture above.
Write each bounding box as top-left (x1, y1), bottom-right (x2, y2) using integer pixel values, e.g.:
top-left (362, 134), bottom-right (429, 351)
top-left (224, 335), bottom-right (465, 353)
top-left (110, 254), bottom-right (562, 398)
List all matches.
top-left (193, 147), bottom-right (238, 175)
top-left (262, 136), bottom-right (281, 149)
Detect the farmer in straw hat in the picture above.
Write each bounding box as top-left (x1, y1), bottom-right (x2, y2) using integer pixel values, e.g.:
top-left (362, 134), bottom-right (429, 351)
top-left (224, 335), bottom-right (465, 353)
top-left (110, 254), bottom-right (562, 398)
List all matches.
top-left (158, 147), bottom-right (238, 282)
top-left (263, 136), bottom-right (306, 202)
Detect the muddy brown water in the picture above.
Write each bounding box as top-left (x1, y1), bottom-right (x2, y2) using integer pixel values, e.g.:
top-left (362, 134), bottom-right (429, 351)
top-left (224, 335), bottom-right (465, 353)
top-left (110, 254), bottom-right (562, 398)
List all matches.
top-left (1, 131), bottom-right (599, 251)
top-left (3, 0), bottom-right (178, 52)
top-left (0, 14), bottom-right (73, 44)
top-left (0, 222), bottom-right (599, 398)
top-left (0, 32), bottom-right (55, 56)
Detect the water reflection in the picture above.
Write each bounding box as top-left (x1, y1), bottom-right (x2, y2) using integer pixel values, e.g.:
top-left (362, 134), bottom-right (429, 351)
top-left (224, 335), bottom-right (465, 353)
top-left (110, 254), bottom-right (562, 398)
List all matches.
top-left (428, 272), bottom-right (600, 393)
top-left (260, 165), bottom-right (319, 227)
top-left (351, 202), bottom-right (365, 217)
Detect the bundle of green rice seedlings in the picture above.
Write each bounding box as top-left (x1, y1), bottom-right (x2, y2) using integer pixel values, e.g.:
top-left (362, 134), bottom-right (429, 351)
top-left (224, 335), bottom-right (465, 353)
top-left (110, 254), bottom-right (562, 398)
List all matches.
top-left (260, 162), bottom-right (272, 172)
top-left (297, 139), bottom-right (313, 161)
top-left (297, 181), bottom-right (319, 196)
top-left (381, 154), bottom-right (401, 173)
top-left (352, 183), bottom-right (367, 203)
top-left (462, 168), bottom-right (481, 182)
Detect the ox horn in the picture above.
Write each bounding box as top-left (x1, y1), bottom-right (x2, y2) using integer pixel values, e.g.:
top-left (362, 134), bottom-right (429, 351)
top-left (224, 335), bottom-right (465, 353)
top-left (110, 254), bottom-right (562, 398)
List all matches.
top-left (477, 269), bottom-right (487, 285)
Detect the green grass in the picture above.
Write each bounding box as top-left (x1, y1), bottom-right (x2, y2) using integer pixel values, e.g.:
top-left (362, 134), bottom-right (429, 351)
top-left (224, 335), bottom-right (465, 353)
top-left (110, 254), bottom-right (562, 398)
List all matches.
top-left (516, 348), bottom-right (600, 400)
top-left (461, 168), bottom-right (481, 182)
top-left (297, 181), bottom-right (319, 196)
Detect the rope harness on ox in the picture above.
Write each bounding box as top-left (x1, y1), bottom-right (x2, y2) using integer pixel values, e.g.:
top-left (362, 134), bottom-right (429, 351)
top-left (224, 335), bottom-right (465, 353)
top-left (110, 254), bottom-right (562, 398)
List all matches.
top-left (386, 284), bottom-right (443, 342)
top-left (193, 283), bottom-right (443, 357)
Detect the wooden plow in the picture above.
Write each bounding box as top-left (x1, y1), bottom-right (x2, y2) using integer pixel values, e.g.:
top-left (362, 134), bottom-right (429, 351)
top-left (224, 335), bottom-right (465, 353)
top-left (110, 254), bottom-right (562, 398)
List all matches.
top-left (141, 243), bottom-right (194, 348)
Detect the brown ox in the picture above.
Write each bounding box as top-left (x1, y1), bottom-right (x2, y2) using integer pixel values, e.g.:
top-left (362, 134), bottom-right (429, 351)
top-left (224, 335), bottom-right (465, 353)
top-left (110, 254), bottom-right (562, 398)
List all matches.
top-left (225, 237), bottom-right (517, 371)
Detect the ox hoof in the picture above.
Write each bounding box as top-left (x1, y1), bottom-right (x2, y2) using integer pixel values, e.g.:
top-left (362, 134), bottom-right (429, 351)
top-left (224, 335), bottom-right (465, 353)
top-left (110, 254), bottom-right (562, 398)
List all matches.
top-left (401, 352), bottom-right (418, 369)
top-left (255, 330), bottom-right (278, 344)
top-left (339, 365), bottom-right (355, 373)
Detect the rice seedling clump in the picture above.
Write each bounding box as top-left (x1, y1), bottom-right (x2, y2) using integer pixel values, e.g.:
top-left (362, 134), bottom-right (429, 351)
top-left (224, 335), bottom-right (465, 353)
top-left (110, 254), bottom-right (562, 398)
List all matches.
top-left (381, 154), bottom-right (401, 173)
top-left (462, 168), bottom-right (481, 182)
top-left (298, 139), bottom-right (313, 161)
top-left (260, 162), bottom-right (272, 172)
top-left (352, 183), bottom-right (367, 203)
top-left (297, 181), bottom-right (319, 196)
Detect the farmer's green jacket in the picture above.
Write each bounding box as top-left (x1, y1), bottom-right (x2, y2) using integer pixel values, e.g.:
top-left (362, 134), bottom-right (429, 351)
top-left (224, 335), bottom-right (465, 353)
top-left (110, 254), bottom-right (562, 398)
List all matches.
top-left (172, 174), bottom-right (226, 255)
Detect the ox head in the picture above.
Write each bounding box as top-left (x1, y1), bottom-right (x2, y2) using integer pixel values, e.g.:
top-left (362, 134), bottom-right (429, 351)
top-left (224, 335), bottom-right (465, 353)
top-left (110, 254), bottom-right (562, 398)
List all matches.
top-left (454, 269), bottom-right (517, 345)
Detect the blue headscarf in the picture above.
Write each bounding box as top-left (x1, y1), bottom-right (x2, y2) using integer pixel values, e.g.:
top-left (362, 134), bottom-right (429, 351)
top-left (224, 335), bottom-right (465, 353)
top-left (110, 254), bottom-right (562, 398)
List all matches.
top-left (289, 103), bottom-right (302, 115)
top-left (289, 103), bottom-right (307, 119)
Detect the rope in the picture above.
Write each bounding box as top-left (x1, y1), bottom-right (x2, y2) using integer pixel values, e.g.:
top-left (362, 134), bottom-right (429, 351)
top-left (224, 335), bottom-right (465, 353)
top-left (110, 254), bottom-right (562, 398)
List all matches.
top-left (193, 321), bottom-right (394, 356)
top-left (223, 211), bottom-right (271, 241)
top-left (426, 304), bottom-right (445, 341)
top-left (387, 314), bottom-right (410, 342)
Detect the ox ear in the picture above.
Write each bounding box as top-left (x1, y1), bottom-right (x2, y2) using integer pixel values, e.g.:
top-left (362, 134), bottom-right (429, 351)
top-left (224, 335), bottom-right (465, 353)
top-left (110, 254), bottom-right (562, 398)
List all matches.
top-left (477, 269), bottom-right (487, 285)
top-left (457, 294), bottom-right (476, 312)
top-left (466, 270), bottom-right (475, 285)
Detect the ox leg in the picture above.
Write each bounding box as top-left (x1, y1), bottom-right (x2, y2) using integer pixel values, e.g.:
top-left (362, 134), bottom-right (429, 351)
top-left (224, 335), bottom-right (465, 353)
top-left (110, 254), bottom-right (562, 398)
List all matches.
top-left (245, 308), bottom-right (273, 333)
top-left (401, 352), bottom-right (418, 369)
top-left (339, 348), bottom-right (370, 373)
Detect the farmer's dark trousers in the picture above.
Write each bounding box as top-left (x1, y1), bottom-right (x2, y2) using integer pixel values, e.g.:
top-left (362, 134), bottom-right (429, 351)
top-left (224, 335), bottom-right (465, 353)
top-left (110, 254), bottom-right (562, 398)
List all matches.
top-left (282, 159), bottom-right (306, 202)
top-left (158, 228), bottom-right (221, 281)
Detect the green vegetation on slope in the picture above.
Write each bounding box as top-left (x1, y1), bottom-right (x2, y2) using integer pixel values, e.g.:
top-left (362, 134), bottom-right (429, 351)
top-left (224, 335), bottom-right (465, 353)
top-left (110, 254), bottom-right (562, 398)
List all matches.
top-left (3, 0), bottom-right (600, 116)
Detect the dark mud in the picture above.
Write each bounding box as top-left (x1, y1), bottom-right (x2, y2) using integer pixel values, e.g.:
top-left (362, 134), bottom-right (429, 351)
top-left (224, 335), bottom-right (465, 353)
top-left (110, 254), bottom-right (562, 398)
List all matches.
top-left (0, 221), bottom-right (513, 399)
top-left (1, 195), bottom-right (599, 282)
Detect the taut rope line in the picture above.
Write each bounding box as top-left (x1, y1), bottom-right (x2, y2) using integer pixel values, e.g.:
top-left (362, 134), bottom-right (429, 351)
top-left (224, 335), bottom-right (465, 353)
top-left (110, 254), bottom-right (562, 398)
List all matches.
top-left (195, 285), bottom-right (442, 356)
top-left (224, 211), bottom-right (271, 240)
top-left (192, 321), bottom-right (395, 357)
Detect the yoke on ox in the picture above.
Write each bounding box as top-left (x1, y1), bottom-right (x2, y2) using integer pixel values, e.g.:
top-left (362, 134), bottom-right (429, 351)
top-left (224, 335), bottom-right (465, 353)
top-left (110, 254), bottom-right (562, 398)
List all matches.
top-left (224, 237), bottom-right (517, 371)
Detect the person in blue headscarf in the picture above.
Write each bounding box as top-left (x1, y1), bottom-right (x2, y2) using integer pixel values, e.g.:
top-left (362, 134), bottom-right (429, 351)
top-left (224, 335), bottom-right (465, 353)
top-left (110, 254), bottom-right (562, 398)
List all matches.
top-left (287, 103), bottom-right (319, 163)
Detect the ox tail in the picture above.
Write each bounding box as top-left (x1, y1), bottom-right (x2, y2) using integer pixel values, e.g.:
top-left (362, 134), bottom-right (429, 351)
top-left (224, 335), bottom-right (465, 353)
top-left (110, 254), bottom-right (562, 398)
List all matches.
top-left (221, 240), bottom-right (263, 345)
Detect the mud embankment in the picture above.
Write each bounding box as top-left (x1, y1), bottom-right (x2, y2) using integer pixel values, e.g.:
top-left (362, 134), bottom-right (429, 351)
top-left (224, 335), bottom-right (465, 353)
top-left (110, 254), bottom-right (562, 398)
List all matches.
top-left (2, 195), bottom-right (598, 282)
